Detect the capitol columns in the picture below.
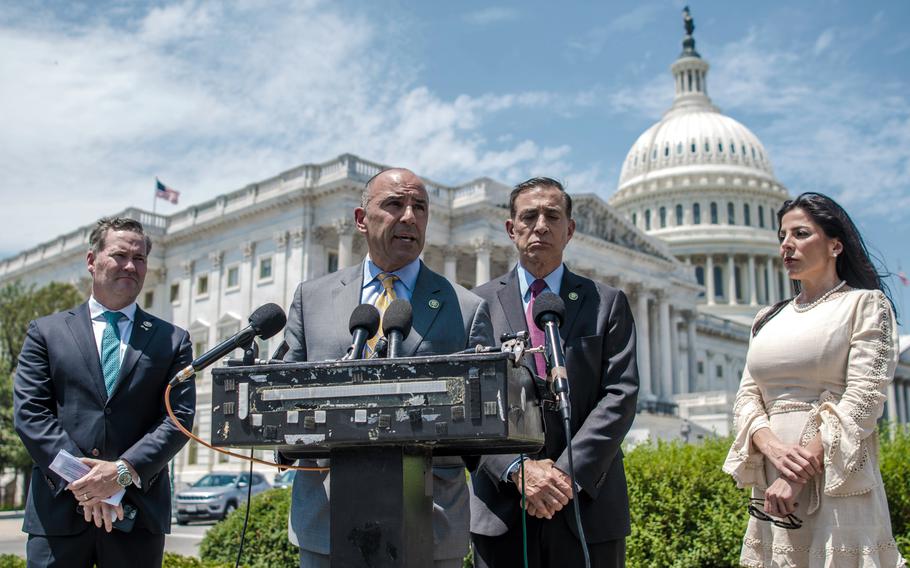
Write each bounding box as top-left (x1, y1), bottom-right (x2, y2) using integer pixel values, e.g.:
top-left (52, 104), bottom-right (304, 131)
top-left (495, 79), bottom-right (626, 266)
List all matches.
top-left (781, 265), bottom-right (791, 301)
top-left (684, 310), bottom-right (698, 393)
top-left (335, 219), bottom-right (355, 270)
top-left (241, 241), bottom-right (255, 319)
top-left (631, 283), bottom-right (653, 399)
top-left (274, 230), bottom-right (289, 304)
top-left (473, 238), bottom-right (492, 287)
top-left (443, 246), bottom-right (458, 282)
top-left (766, 257), bottom-right (778, 304)
top-left (705, 255), bottom-right (715, 305)
top-left (208, 251), bottom-right (224, 349)
top-left (288, 228), bottom-right (306, 285)
top-left (180, 259), bottom-right (194, 328)
top-left (657, 291), bottom-right (673, 400)
top-left (748, 255), bottom-right (758, 306)
top-left (727, 255), bottom-right (737, 305)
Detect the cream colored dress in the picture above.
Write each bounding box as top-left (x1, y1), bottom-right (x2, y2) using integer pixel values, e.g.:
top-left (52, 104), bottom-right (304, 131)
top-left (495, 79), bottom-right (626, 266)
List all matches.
top-left (723, 288), bottom-right (906, 568)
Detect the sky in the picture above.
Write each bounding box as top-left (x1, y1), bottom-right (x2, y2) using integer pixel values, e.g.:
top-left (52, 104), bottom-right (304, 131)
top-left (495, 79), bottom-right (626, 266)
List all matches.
top-left (1, 0), bottom-right (909, 330)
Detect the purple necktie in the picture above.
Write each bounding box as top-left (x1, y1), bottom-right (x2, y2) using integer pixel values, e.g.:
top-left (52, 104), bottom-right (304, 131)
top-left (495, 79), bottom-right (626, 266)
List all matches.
top-left (525, 279), bottom-right (548, 378)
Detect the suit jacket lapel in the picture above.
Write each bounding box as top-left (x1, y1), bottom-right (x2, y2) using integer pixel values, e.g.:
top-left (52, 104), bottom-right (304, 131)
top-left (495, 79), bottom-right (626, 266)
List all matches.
top-left (403, 263), bottom-right (440, 356)
top-left (559, 268), bottom-right (586, 340)
top-left (65, 302), bottom-right (107, 402)
top-left (497, 268), bottom-right (527, 335)
top-left (333, 265), bottom-right (366, 350)
top-left (110, 308), bottom-right (157, 400)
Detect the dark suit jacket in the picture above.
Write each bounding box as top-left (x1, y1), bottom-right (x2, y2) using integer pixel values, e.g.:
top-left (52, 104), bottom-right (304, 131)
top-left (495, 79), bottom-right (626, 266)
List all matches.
top-left (469, 266), bottom-right (639, 543)
top-left (14, 302), bottom-right (195, 536)
top-left (283, 261), bottom-right (494, 559)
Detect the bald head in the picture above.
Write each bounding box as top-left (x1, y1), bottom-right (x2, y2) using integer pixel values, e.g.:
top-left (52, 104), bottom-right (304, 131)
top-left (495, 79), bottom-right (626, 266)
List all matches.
top-left (354, 167), bottom-right (430, 271)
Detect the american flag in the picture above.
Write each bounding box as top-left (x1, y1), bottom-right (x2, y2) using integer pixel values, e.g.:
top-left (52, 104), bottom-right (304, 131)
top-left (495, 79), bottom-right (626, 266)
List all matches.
top-left (899, 271), bottom-right (909, 287)
top-left (155, 178), bottom-right (180, 204)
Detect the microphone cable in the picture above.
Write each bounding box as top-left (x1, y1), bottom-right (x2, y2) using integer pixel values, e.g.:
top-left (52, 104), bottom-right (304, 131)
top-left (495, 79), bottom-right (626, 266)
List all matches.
top-left (562, 413), bottom-right (590, 568)
top-left (519, 455), bottom-right (528, 568)
top-left (234, 447), bottom-right (255, 568)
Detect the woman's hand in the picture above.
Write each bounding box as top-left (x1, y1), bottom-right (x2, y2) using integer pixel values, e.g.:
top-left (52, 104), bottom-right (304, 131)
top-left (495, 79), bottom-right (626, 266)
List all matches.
top-left (753, 428), bottom-right (822, 483)
top-left (764, 477), bottom-right (803, 517)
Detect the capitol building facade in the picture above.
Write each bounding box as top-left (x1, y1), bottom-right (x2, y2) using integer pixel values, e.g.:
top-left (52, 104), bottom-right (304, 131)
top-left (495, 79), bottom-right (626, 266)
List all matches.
top-left (2, 16), bottom-right (908, 484)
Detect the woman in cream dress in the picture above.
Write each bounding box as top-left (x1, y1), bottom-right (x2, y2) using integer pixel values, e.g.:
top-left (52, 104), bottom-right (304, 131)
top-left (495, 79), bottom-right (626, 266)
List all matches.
top-left (724, 192), bottom-right (906, 567)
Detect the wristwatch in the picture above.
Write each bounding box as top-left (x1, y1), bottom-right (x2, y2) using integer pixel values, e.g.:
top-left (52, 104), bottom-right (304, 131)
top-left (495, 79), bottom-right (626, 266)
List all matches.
top-left (115, 460), bottom-right (133, 488)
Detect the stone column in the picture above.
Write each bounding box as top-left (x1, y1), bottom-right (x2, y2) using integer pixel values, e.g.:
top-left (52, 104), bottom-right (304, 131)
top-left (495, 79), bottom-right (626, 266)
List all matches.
top-left (766, 257), bottom-right (777, 304)
top-left (335, 220), bottom-right (355, 270)
top-left (685, 311), bottom-right (698, 392)
top-left (474, 239), bottom-right (491, 287)
top-left (727, 255), bottom-right (737, 305)
top-left (748, 255), bottom-right (758, 306)
top-left (669, 310), bottom-right (680, 394)
top-left (180, 260), bottom-right (194, 329)
top-left (288, 228), bottom-right (305, 286)
top-left (705, 351), bottom-right (714, 390)
top-left (208, 251), bottom-right (223, 349)
top-left (781, 265), bottom-right (790, 300)
top-left (443, 246), bottom-right (458, 282)
top-left (658, 293), bottom-right (673, 400)
top-left (274, 231), bottom-right (289, 304)
top-left (886, 382), bottom-right (898, 423)
top-left (634, 288), bottom-right (653, 399)
top-left (904, 382), bottom-right (910, 424)
top-left (241, 241), bottom-right (254, 319)
top-left (705, 255), bottom-right (715, 306)
top-left (895, 382), bottom-right (906, 424)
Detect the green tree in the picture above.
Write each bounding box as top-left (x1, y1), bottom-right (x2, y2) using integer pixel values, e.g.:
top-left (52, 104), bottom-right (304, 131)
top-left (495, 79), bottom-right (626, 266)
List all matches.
top-left (0, 280), bottom-right (83, 504)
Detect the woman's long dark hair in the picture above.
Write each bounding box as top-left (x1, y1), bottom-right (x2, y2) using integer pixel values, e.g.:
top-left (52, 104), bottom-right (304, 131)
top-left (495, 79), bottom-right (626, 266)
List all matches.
top-left (752, 192), bottom-right (896, 336)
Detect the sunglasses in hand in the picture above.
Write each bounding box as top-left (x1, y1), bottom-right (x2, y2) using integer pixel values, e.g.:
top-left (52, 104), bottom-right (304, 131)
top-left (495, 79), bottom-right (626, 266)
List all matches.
top-left (748, 498), bottom-right (803, 530)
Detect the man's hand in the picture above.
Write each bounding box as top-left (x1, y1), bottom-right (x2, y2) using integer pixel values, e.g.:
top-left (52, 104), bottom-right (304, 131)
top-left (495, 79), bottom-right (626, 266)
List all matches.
top-left (68, 458), bottom-right (121, 507)
top-left (81, 501), bottom-right (124, 533)
top-left (764, 477), bottom-right (804, 518)
top-left (510, 459), bottom-right (574, 520)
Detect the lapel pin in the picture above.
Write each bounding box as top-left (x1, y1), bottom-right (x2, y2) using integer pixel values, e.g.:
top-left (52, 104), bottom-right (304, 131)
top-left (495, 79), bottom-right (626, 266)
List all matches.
top-left (568, 292), bottom-right (579, 301)
top-left (141, 320), bottom-right (152, 330)
top-left (428, 299), bottom-right (441, 309)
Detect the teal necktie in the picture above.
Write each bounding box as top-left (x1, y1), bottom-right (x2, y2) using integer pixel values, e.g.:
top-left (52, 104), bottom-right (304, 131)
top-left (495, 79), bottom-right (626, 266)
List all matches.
top-left (101, 311), bottom-right (124, 396)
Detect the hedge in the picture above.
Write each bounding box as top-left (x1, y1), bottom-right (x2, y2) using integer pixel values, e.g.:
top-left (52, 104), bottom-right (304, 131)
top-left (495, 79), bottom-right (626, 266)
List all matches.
top-left (199, 424), bottom-right (910, 567)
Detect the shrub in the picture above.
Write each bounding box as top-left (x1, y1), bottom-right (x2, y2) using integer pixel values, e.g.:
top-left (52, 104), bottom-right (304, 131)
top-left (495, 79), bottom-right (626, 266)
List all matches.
top-left (163, 552), bottom-right (231, 568)
top-left (199, 488), bottom-right (297, 568)
top-left (0, 554), bottom-right (25, 568)
top-left (880, 423), bottom-right (910, 551)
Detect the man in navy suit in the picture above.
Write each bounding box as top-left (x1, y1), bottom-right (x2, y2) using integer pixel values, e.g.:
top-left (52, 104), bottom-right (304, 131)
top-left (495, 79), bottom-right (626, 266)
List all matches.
top-left (14, 217), bottom-right (195, 567)
top-left (469, 178), bottom-right (639, 568)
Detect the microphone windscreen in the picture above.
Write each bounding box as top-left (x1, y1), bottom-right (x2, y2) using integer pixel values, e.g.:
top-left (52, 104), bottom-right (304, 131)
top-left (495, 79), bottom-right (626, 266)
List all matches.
top-left (350, 304), bottom-right (381, 337)
top-left (382, 299), bottom-right (413, 338)
top-left (248, 303), bottom-right (287, 340)
top-left (532, 292), bottom-right (565, 330)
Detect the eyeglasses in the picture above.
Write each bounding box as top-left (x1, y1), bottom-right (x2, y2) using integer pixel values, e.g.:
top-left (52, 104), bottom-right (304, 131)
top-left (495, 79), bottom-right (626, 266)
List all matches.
top-left (747, 498), bottom-right (803, 530)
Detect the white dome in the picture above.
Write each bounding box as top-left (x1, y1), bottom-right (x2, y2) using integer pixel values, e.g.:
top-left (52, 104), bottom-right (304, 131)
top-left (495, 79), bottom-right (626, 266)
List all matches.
top-left (619, 107), bottom-right (773, 187)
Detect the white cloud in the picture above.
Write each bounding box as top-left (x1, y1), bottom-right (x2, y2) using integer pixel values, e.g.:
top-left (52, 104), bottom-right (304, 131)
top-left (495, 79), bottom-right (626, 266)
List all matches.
top-left (813, 28), bottom-right (836, 56)
top-left (463, 7), bottom-right (518, 26)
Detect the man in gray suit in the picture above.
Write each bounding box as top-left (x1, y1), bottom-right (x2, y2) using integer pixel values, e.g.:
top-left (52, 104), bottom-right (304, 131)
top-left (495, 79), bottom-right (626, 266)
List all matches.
top-left (282, 168), bottom-right (494, 567)
top-left (469, 178), bottom-right (639, 568)
top-left (14, 217), bottom-right (195, 567)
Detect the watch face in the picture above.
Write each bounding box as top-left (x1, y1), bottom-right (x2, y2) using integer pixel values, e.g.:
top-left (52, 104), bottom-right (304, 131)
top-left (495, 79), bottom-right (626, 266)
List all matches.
top-left (117, 471), bottom-right (132, 486)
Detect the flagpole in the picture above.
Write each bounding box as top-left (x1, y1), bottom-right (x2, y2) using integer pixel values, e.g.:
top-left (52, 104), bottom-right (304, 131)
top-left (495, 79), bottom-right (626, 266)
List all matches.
top-left (153, 178), bottom-right (158, 215)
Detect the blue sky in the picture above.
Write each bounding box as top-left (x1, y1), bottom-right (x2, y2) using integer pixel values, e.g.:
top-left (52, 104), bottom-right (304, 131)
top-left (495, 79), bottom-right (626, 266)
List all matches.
top-left (1, 0), bottom-right (908, 329)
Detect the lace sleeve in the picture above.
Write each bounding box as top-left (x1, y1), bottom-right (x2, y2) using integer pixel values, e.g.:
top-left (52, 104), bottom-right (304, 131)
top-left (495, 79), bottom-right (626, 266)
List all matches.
top-left (798, 290), bottom-right (898, 497)
top-left (723, 309), bottom-right (772, 490)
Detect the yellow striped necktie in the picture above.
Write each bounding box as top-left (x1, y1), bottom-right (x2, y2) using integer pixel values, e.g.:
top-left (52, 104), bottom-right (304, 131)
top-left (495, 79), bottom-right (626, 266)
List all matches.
top-left (367, 273), bottom-right (399, 354)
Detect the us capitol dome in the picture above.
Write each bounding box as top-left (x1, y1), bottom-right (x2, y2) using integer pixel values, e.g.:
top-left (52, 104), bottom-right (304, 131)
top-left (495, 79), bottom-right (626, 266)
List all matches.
top-left (609, 7), bottom-right (791, 326)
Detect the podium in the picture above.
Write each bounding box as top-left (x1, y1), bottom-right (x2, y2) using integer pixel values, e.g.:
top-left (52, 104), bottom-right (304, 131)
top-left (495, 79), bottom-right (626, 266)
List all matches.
top-left (211, 351), bottom-right (544, 567)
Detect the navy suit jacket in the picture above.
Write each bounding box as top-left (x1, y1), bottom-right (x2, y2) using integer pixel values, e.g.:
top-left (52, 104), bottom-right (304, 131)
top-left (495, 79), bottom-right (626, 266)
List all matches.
top-left (469, 267), bottom-right (639, 543)
top-left (14, 302), bottom-right (195, 536)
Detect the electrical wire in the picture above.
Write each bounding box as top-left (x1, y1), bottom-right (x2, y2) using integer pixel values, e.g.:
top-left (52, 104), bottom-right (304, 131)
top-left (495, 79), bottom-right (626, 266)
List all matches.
top-left (164, 383), bottom-right (328, 472)
top-left (563, 414), bottom-right (590, 568)
top-left (234, 447), bottom-right (254, 568)
top-left (519, 454), bottom-right (528, 568)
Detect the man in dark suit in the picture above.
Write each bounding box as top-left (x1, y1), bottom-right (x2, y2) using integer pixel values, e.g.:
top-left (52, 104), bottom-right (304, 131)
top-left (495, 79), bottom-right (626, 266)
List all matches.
top-left (469, 177), bottom-right (639, 568)
top-left (14, 217), bottom-right (195, 568)
top-left (282, 168), bottom-right (494, 568)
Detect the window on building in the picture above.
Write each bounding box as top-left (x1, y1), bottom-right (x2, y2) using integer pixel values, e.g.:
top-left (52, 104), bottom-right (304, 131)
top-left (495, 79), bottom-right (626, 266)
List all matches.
top-left (143, 291), bottom-right (154, 309)
top-left (226, 266), bottom-right (239, 289)
top-left (677, 142), bottom-right (683, 155)
top-left (690, 141), bottom-right (696, 153)
top-left (697, 361), bottom-right (705, 375)
top-left (258, 257), bottom-right (273, 281)
top-left (730, 142), bottom-right (736, 154)
top-left (758, 205), bottom-right (765, 228)
top-left (714, 266), bottom-right (724, 297)
top-left (644, 209), bottom-right (652, 230)
top-left (196, 274), bottom-right (209, 297)
top-left (718, 142), bottom-right (724, 153)
top-left (675, 204), bottom-right (683, 226)
top-left (693, 203), bottom-right (701, 224)
top-left (744, 204), bottom-right (751, 226)
top-left (704, 140), bottom-right (710, 153)
top-left (735, 266), bottom-right (743, 300)
top-left (664, 145), bottom-right (669, 157)
top-left (771, 212), bottom-right (777, 231)
top-left (327, 251), bottom-right (339, 274)
top-left (170, 283), bottom-right (180, 304)
top-left (695, 266), bottom-right (705, 298)
top-left (659, 206), bottom-right (667, 228)
top-left (727, 202), bottom-right (735, 224)
top-left (631, 212), bottom-right (638, 227)
top-left (716, 365), bottom-right (724, 380)
top-left (710, 202), bottom-right (718, 224)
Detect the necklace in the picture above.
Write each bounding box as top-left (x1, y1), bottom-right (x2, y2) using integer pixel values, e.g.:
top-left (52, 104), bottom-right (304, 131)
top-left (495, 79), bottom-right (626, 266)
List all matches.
top-left (792, 280), bottom-right (847, 313)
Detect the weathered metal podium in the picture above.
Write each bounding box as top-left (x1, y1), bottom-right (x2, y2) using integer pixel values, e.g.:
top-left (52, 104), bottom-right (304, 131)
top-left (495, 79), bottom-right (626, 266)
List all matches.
top-left (210, 351), bottom-right (544, 567)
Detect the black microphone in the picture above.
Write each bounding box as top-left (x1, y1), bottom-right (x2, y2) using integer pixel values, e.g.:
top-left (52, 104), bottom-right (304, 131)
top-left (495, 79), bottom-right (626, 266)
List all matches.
top-left (170, 303), bottom-right (287, 384)
top-left (382, 299), bottom-right (412, 358)
top-left (532, 292), bottom-right (570, 420)
top-left (345, 304), bottom-right (381, 360)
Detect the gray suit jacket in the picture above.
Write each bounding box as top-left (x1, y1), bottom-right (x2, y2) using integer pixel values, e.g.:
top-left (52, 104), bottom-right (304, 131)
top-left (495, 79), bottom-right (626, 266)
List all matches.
top-left (13, 302), bottom-right (195, 537)
top-left (283, 261), bottom-right (493, 559)
top-left (469, 267), bottom-right (639, 543)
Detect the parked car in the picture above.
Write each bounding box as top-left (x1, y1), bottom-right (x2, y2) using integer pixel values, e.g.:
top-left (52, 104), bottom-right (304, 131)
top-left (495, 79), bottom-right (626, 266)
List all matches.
top-left (175, 471), bottom-right (270, 524)
top-left (273, 470), bottom-right (296, 489)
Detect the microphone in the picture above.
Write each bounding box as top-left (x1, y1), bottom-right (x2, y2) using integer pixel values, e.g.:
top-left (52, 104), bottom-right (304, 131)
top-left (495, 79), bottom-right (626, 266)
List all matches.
top-left (170, 303), bottom-right (287, 385)
top-left (345, 304), bottom-right (381, 360)
top-left (532, 292), bottom-right (570, 420)
top-left (382, 299), bottom-right (412, 358)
